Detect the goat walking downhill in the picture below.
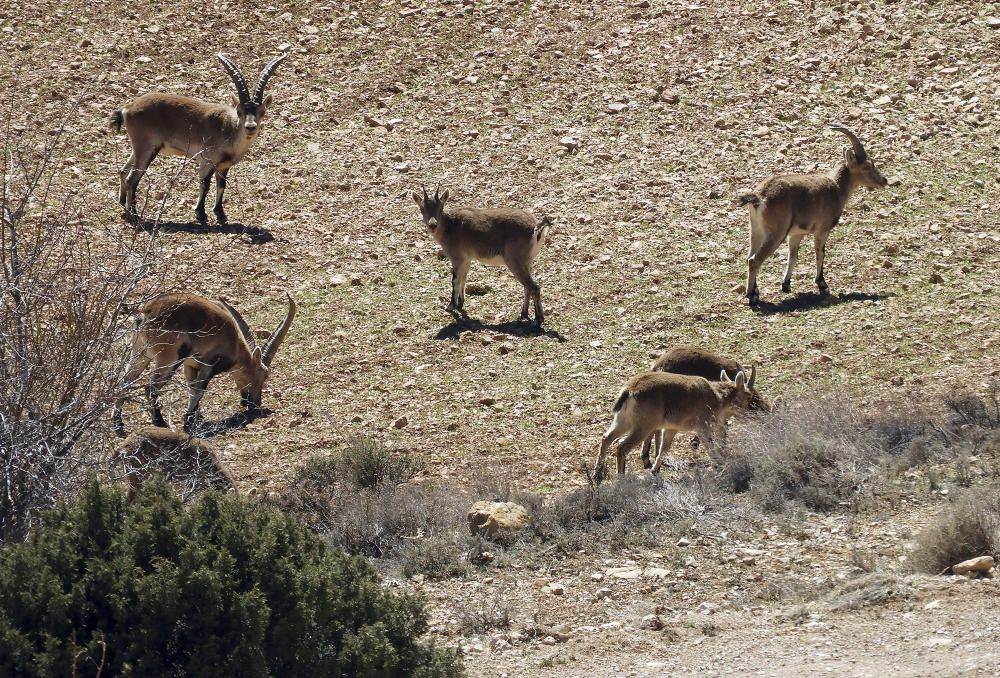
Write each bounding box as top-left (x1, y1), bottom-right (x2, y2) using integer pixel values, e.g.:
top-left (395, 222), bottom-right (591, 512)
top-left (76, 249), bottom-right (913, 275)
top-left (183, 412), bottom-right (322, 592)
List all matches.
top-left (739, 124), bottom-right (888, 305)
top-left (110, 52), bottom-right (287, 224)
top-left (413, 187), bottom-right (551, 325)
top-left (595, 367), bottom-right (757, 476)
top-left (112, 292), bottom-right (296, 433)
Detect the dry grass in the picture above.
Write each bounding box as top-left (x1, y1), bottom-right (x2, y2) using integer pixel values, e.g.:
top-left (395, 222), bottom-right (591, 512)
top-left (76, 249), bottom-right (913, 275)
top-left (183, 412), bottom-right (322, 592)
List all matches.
top-left (909, 484), bottom-right (1000, 574)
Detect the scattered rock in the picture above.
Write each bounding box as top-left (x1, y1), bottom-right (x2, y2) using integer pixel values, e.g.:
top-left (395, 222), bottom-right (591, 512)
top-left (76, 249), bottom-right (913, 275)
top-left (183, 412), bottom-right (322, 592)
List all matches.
top-left (467, 501), bottom-right (530, 538)
top-left (558, 136), bottom-right (579, 152)
top-left (595, 587), bottom-right (613, 600)
top-left (676, 537), bottom-right (691, 547)
top-left (986, 17), bottom-right (1000, 29)
top-left (606, 566), bottom-right (643, 579)
top-left (392, 416), bottom-right (408, 429)
top-left (929, 272), bottom-right (944, 284)
top-left (952, 555), bottom-right (995, 576)
top-left (542, 582), bottom-right (566, 595)
top-left (639, 614), bottom-right (664, 631)
top-left (607, 102), bottom-right (627, 113)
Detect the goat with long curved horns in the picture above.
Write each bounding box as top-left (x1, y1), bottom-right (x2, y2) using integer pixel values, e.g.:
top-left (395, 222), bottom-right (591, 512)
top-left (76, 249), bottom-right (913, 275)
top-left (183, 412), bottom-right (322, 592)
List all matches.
top-left (109, 52), bottom-right (288, 224)
top-left (112, 292), bottom-right (296, 433)
top-left (738, 124), bottom-right (888, 305)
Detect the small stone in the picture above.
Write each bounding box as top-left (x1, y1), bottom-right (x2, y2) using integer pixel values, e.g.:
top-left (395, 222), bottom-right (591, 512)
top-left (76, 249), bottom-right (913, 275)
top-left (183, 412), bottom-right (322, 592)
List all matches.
top-left (558, 136), bottom-right (579, 152)
top-left (929, 272), bottom-right (944, 284)
top-left (541, 635), bottom-right (557, 645)
top-left (952, 555), bottom-right (995, 576)
top-left (392, 416), bottom-right (408, 429)
top-left (676, 537), bottom-right (691, 547)
top-left (595, 587), bottom-right (613, 600)
top-left (606, 566), bottom-right (642, 579)
top-left (986, 17), bottom-right (1000, 29)
top-left (873, 94), bottom-right (893, 106)
top-left (639, 614), bottom-right (664, 631)
top-left (607, 102), bottom-right (627, 113)
top-left (498, 342), bottom-right (515, 355)
top-left (698, 602), bottom-right (719, 615)
top-left (590, 572), bottom-right (604, 582)
top-left (543, 582), bottom-right (566, 595)
top-left (350, 274), bottom-right (363, 286)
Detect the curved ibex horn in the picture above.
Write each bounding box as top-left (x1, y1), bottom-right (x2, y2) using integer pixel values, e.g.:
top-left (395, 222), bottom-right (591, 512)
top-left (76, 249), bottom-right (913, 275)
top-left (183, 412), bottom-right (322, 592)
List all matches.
top-left (217, 52), bottom-right (251, 104)
top-left (253, 53), bottom-right (288, 104)
top-left (422, 185), bottom-right (429, 202)
top-left (219, 298), bottom-right (256, 351)
top-left (261, 293), bottom-right (296, 367)
top-left (748, 364), bottom-right (757, 390)
top-left (829, 123), bottom-right (868, 162)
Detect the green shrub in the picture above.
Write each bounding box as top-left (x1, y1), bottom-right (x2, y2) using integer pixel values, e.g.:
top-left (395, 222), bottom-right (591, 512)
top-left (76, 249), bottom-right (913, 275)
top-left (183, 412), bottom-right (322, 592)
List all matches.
top-left (0, 479), bottom-right (463, 677)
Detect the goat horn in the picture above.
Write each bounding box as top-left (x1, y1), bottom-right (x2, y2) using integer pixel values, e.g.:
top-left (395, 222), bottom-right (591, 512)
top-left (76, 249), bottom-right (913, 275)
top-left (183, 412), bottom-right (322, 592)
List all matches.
top-left (261, 293), bottom-right (296, 367)
top-left (219, 298), bottom-right (256, 351)
top-left (253, 53), bottom-right (288, 104)
top-left (422, 185), bottom-right (429, 202)
top-left (434, 184), bottom-right (441, 200)
top-left (829, 123), bottom-right (867, 162)
top-left (748, 364), bottom-right (757, 389)
top-left (217, 52), bottom-right (251, 104)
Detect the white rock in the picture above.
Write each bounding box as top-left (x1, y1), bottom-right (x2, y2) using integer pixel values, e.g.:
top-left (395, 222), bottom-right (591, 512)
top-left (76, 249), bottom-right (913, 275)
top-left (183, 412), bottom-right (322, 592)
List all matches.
top-left (952, 555), bottom-right (995, 575)
top-left (467, 501), bottom-right (530, 538)
top-left (606, 566), bottom-right (642, 579)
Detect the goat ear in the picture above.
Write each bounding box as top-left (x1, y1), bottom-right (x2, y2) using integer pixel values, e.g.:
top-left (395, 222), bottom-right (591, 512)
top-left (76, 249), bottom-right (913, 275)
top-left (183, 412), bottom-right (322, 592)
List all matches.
top-left (720, 370), bottom-right (732, 382)
top-left (440, 189), bottom-right (450, 204)
top-left (263, 93), bottom-right (273, 108)
top-left (411, 191), bottom-right (422, 205)
top-left (251, 346), bottom-right (263, 365)
top-left (844, 148), bottom-right (856, 164)
top-left (230, 93), bottom-right (240, 108)
top-left (735, 371), bottom-right (747, 389)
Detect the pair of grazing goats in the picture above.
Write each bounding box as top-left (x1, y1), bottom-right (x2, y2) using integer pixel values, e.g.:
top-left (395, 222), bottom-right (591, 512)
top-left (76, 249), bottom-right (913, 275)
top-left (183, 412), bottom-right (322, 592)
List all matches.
top-left (595, 346), bottom-right (770, 477)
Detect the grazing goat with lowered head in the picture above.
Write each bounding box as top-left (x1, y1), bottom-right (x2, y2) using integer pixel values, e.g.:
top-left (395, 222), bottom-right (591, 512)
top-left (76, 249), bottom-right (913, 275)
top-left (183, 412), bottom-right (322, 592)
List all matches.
top-left (112, 292), bottom-right (296, 433)
top-left (109, 52), bottom-right (287, 224)
top-left (739, 124), bottom-right (888, 305)
top-left (117, 426), bottom-right (237, 497)
top-left (595, 366), bottom-right (756, 477)
top-left (412, 186), bottom-right (551, 325)
top-left (638, 346), bottom-right (770, 468)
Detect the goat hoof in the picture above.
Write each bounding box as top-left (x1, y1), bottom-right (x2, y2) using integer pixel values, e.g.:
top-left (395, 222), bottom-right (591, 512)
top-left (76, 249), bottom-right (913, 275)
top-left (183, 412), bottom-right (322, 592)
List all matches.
top-left (781, 282), bottom-right (791, 293)
top-left (195, 209), bottom-right (208, 224)
top-left (214, 210), bottom-right (228, 225)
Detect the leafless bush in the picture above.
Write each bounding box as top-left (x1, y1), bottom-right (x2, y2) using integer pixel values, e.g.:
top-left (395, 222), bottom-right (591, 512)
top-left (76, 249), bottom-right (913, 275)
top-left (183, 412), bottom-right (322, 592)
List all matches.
top-left (726, 399), bottom-right (881, 512)
top-left (909, 484), bottom-right (1000, 574)
top-left (271, 445), bottom-right (466, 561)
top-left (0, 114), bottom-right (156, 543)
top-left (455, 586), bottom-right (514, 635)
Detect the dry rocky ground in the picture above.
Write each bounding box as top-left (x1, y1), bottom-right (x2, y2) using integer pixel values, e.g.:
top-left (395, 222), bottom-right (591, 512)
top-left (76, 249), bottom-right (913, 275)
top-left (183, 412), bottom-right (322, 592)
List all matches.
top-left (2, 0), bottom-right (999, 674)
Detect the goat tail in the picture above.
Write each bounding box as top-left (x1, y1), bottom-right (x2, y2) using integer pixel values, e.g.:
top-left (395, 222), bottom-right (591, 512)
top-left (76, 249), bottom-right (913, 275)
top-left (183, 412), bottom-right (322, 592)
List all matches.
top-left (612, 388), bottom-right (630, 413)
top-left (536, 215), bottom-right (552, 243)
top-left (109, 110), bottom-right (125, 134)
top-left (736, 192), bottom-right (760, 207)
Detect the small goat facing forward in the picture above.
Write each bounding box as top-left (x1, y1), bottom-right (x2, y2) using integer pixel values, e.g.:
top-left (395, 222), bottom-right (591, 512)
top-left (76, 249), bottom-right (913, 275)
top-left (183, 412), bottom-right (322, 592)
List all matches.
top-left (110, 52), bottom-right (287, 224)
top-left (412, 187), bottom-right (551, 325)
top-left (638, 346), bottom-right (770, 468)
top-left (112, 292), bottom-right (296, 433)
top-left (739, 124), bottom-right (888, 305)
top-left (595, 366), bottom-right (757, 477)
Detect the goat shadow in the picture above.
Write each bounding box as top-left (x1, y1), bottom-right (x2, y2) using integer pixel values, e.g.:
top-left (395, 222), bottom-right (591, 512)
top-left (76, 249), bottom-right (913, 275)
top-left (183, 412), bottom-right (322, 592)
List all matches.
top-left (133, 219), bottom-right (274, 245)
top-left (189, 408), bottom-right (273, 439)
top-left (434, 311), bottom-right (567, 342)
top-left (752, 290), bottom-right (894, 315)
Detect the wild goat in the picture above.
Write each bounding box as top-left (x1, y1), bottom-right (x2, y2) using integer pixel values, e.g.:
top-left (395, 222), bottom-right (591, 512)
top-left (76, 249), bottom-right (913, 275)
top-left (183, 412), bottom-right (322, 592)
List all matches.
top-left (112, 292), bottom-right (296, 432)
top-left (638, 346), bottom-right (770, 467)
top-left (595, 367), bottom-right (756, 476)
top-left (739, 124), bottom-right (888, 305)
top-left (109, 52), bottom-right (287, 224)
top-left (412, 187), bottom-right (551, 325)
top-left (117, 426), bottom-right (236, 496)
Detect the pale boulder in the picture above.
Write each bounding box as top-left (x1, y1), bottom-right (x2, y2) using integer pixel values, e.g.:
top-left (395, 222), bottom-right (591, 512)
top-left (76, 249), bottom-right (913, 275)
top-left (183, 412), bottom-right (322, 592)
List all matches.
top-left (467, 501), bottom-right (530, 538)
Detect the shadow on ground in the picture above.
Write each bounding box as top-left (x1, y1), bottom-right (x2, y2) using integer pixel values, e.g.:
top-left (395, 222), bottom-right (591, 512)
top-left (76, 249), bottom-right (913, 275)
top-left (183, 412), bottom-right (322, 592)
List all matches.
top-left (434, 311), bottom-right (567, 342)
top-left (192, 408), bottom-right (272, 438)
top-left (752, 291), bottom-right (893, 315)
top-left (134, 219), bottom-right (274, 244)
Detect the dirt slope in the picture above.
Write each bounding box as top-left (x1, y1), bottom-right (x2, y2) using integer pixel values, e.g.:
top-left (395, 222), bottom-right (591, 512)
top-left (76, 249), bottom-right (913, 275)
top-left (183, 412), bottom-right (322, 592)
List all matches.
top-left (1, 0), bottom-right (998, 674)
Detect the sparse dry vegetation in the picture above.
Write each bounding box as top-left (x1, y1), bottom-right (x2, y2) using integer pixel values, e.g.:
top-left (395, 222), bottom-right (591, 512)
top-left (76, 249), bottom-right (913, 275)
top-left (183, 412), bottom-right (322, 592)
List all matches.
top-left (909, 484), bottom-right (1000, 574)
